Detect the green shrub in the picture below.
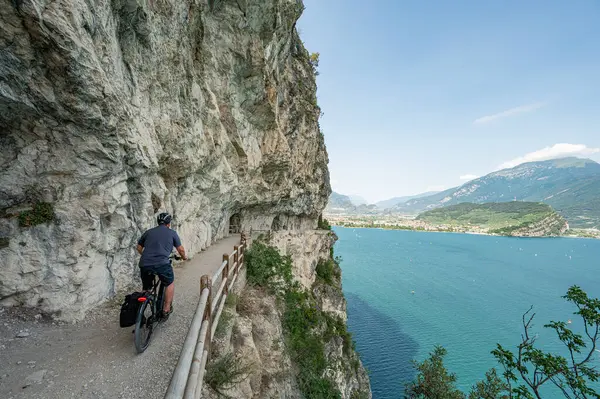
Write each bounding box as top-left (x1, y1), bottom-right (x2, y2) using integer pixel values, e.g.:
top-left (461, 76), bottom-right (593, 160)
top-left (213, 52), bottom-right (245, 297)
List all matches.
top-left (214, 310), bottom-right (232, 339)
top-left (323, 313), bottom-right (355, 356)
top-left (283, 289), bottom-right (341, 399)
top-left (407, 286), bottom-right (600, 398)
top-left (245, 241), bottom-right (292, 292)
top-left (351, 391), bottom-right (370, 399)
top-left (316, 259), bottom-right (340, 286)
top-left (18, 202), bottom-right (55, 227)
top-left (309, 52), bottom-right (320, 76)
top-left (317, 216), bottom-right (332, 230)
top-left (214, 294), bottom-right (238, 339)
top-left (225, 293), bottom-right (238, 308)
top-left (246, 241), bottom-right (351, 399)
top-left (205, 352), bottom-right (253, 397)
top-left (405, 346), bottom-right (465, 399)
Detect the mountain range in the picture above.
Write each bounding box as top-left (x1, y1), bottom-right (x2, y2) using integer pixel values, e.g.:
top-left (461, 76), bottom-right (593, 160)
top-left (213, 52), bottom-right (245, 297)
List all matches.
top-left (325, 191), bottom-right (440, 213)
top-left (373, 191), bottom-right (440, 209)
top-left (326, 157), bottom-right (600, 228)
top-left (326, 192), bottom-right (379, 214)
top-left (348, 195), bottom-right (368, 206)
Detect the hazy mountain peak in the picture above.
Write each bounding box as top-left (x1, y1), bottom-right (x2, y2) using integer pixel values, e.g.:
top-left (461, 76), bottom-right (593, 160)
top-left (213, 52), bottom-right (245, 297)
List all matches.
top-left (348, 195), bottom-right (368, 206)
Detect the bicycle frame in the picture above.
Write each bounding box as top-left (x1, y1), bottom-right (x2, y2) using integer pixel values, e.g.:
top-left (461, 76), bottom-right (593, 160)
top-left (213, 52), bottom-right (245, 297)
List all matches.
top-left (134, 255), bottom-right (177, 353)
top-left (138, 276), bottom-right (163, 317)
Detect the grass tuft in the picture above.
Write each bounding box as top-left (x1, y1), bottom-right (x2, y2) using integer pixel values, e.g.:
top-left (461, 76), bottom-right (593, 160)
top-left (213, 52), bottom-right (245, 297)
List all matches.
top-left (205, 352), bottom-right (253, 397)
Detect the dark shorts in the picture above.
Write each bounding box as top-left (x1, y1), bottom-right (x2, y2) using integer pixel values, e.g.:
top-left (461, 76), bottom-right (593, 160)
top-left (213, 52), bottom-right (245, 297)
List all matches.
top-left (139, 263), bottom-right (174, 290)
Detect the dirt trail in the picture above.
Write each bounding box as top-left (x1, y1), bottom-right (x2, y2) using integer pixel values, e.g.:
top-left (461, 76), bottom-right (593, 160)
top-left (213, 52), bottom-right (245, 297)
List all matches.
top-left (0, 235), bottom-right (242, 399)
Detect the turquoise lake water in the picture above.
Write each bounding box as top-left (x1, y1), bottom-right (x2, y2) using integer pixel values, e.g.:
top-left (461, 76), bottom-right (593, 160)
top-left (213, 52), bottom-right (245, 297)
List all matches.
top-left (334, 227), bottom-right (600, 398)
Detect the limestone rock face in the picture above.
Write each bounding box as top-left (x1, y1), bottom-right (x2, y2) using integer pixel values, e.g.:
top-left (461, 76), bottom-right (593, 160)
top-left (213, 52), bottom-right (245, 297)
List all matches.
top-left (0, 0), bottom-right (329, 319)
top-left (268, 230), bottom-right (371, 399)
top-left (203, 285), bottom-right (301, 399)
top-left (207, 231), bottom-right (371, 399)
top-left (268, 229), bottom-right (335, 289)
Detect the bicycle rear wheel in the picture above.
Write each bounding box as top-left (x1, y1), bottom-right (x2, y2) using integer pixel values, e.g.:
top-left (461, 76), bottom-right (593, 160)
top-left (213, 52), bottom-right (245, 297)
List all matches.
top-left (134, 299), bottom-right (155, 353)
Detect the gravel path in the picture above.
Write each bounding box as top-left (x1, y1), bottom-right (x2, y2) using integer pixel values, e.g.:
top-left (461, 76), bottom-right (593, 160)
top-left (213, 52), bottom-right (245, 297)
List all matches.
top-left (0, 235), bottom-right (242, 399)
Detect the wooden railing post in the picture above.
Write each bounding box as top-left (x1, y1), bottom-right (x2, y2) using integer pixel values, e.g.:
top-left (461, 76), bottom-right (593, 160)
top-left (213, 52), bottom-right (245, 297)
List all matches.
top-left (201, 275), bottom-right (211, 322)
top-left (233, 246), bottom-right (239, 275)
top-left (222, 253), bottom-right (229, 295)
top-left (169, 238), bottom-right (254, 398)
top-left (200, 274), bottom-right (212, 366)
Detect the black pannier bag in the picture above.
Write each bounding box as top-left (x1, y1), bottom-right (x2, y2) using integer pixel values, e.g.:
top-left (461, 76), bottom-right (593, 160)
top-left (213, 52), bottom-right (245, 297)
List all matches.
top-left (119, 292), bottom-right (145, 327)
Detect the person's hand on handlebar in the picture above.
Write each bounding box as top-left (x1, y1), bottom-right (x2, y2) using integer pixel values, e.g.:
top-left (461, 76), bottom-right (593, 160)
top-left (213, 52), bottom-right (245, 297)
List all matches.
top-left (175, 245), bottom-right (188, 261)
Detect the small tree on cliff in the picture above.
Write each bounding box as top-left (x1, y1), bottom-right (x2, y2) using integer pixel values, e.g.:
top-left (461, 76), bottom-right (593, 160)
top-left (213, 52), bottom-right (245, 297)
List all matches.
top-left (405, 285), bottom-right (600, 398)
top-left (317, 214), bottom-right (332, 230)
top-left (309, 52), bottom-right (320, 75)
top-left (405, 346), bottom-right (466, 399)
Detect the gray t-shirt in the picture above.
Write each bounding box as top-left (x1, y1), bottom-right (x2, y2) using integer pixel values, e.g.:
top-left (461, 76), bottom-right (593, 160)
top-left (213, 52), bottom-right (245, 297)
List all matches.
top-left (138, 225), bottom-right (182, 267)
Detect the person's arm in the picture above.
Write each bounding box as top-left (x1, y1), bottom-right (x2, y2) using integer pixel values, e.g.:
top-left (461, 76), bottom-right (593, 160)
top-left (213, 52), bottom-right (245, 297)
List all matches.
top-left (173, 232), bottom-right (188, 260)
top-left (136, 244), bottom-right (144, 255)
top-left (176, 245), bottom-right (187, 260)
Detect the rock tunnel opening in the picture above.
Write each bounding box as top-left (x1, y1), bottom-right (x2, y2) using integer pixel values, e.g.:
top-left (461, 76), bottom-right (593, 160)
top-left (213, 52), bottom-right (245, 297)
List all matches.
top-left (229, 213), bottom-right (241, 234)
top-left (271, 215), bottom-right (284, 231)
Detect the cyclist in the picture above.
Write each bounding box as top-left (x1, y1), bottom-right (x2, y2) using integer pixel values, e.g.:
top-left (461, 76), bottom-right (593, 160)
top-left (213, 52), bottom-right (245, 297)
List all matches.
top-left (136, 212), bottom-right (187, 320)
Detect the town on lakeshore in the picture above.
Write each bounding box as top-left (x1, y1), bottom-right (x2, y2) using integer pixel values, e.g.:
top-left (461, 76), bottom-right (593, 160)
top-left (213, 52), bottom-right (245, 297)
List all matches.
top-left (325, 213), bottom-right (600, 239)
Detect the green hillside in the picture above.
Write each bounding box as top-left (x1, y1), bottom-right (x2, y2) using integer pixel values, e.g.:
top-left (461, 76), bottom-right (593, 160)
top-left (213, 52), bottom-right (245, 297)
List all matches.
top-left (417, 202), bottom-right (567, 236)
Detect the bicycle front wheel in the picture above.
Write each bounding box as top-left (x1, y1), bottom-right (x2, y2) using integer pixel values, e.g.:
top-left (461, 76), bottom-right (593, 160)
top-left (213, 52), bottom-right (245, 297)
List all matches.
top-left (134, 299), bottom-right (154, 353)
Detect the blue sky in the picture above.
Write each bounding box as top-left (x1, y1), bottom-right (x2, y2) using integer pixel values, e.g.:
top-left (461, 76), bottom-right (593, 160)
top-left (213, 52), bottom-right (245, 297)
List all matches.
top-left (297, 0), bottom-right (600, 203)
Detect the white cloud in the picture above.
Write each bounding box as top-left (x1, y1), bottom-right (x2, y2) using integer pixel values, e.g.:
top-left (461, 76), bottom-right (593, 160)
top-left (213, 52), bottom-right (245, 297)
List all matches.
top-left (473, 102), bottom-right (547, 125)
top-left (459, 174), bottom-right (479, 181)
top-left (498, 143), bottom-right (600, 169)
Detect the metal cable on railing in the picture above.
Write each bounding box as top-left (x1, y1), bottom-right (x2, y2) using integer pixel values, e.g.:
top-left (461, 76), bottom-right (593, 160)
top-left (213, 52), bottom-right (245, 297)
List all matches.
top-left (165, 233), bottom-right (248, 399)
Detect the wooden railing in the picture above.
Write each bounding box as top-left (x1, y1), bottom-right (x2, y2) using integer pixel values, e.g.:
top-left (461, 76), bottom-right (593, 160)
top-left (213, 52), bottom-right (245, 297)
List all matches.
top-left (165, 233), bottom-right (248, 399)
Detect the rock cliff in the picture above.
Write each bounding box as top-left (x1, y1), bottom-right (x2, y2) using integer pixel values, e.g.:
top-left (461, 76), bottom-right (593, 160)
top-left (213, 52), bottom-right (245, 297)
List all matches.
top-left (202, 230), bottom-right (371, 399)
top-left (0, 0), bottom-right (330, 319)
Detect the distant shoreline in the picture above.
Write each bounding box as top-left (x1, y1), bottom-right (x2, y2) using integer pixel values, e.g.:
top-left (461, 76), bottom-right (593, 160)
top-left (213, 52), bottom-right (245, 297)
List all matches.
top-left (331, 224), bottom-right (496, 237)
top-left (328, 222), bottom-right (599, 240)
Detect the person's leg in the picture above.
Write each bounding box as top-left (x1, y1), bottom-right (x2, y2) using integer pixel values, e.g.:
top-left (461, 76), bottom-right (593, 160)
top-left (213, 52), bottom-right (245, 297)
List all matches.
top-left (140, 268), bottom-right (153, 291)
top-left (158, 264), bottom-right (175, 313)
top-left (163, 282), bottom-right (174, 313)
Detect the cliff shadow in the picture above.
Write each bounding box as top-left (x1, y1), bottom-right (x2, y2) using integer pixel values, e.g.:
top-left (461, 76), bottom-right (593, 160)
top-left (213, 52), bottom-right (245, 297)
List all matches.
top-left (346, 292), bottom-right (419, 398)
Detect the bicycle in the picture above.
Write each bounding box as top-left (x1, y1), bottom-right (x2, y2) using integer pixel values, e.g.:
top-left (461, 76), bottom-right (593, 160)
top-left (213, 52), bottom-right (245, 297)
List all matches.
top-left (134, 254), bottom-right (181, 353)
